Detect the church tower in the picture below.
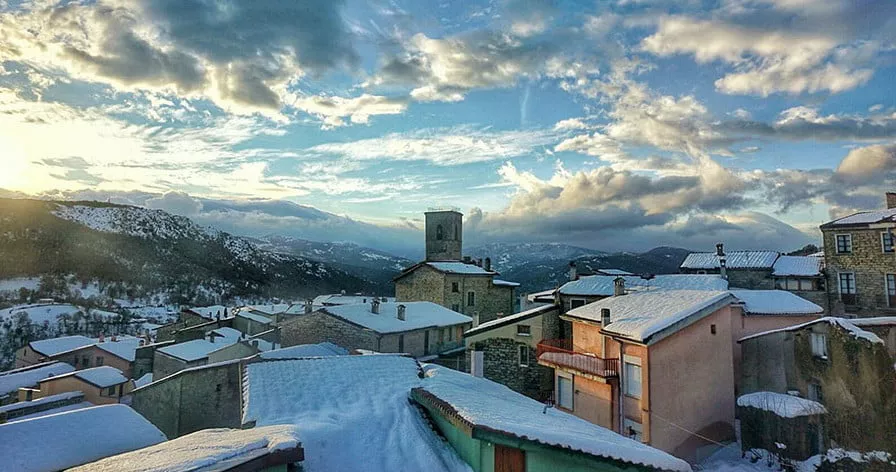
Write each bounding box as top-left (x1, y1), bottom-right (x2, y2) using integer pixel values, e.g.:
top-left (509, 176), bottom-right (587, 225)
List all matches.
top-left (425, 210), bottom-right (463, 261)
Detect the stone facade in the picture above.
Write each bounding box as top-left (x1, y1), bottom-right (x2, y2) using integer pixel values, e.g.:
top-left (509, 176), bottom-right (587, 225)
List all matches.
top-left (822, 227), bottom-right (896, 316)
top-left (425, 210), bottom-right (463, 261)
top-left (132, 341), bottom-right (173, 380)
top-left (232, 314), bottom-right (272, 336)
top-left (131, 360), bottom-right (242, 438)
top-left (278, 310), bottom-right (465, 357)
top-left (740, 321), bottom-right (896, 452)
top-left (395, 265), bottom-right (515, 324)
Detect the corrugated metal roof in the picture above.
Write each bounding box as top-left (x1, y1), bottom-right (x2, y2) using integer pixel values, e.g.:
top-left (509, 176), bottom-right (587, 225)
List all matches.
top-left (559, 274), bottom-right (728, 296)
top-left (680, 251), bottom-right (779, 270)
top-left (771, 256), bottom-right (823, 276)
top-left (823, 208), bottom-right (896, 227)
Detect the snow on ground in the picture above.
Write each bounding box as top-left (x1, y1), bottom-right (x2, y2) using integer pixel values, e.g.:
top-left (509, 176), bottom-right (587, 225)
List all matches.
top-left (242, 355), bottom-right (472, 472)
top-left (0, 361), bottom-right (75, 396)
top-left (258, 342), bottom-right (349, 359)
top-left (420, 364), bottom-right (691, 471)
top-left (737, 392), bottom-right (827, 418)
top-left (0, 404), bottom-right (167, 472)
top-left (0, 277), bottom-right (40, 294)
top-left (0, 303), bottom-right (84, 325)
top-left (68, 424), bottom-right (302, 472)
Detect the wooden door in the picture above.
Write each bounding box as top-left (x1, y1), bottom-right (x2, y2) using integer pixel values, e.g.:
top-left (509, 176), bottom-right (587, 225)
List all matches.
top-left (494, 444), bottom-right (525, 472)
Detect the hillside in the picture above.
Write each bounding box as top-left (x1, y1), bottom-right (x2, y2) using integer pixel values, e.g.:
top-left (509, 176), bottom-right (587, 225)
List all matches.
top-left (466, 243), bottom-right (691, 293)
top-left (0, 199), bottom-right (387, 306)
top-left (250, 235), bottom-right (411, 287)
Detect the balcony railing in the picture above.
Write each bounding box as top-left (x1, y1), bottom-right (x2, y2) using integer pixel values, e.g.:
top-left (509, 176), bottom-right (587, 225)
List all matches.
top-left (536, 339), bottom-right (619, 378)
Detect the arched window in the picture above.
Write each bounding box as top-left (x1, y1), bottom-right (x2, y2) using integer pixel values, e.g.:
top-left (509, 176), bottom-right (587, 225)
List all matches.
top-left (436, 224), bottom-right (444, 240)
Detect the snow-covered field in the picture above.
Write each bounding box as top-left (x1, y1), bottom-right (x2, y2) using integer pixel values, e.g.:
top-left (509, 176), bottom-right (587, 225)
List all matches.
top-left (0, 303), bottom-right (86, 325)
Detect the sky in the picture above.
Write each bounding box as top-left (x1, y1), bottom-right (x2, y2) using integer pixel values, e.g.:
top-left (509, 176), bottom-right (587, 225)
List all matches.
top-left (0, 0), bottom-right (894, 256)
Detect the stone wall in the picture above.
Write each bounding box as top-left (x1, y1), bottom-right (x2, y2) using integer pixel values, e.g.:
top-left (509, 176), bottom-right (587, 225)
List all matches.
top-left (470, 337), bottom-right (553, 400)
top-left (133, 341), bottom-right (174, 379)
top-left (738, 406), bottom-right (822, 460)
top-left (741, 323), bottom-right (896, 452)
top-left (396, 265), bottom-right (515, 324)
top-left (396, 266), bottom-right (447, 306)
top-left (727, 269), bottom-right (776, 290)
top-left (279, 311), bottom-right (380, 352)
top-left (152, 351), bottom-right (201, 380)
top-left (823, 227), bottom-right (896, 315)
top-left (232, 315), bottom-right (272, 336)
top-left (131, 360), bottom-right (242, 438)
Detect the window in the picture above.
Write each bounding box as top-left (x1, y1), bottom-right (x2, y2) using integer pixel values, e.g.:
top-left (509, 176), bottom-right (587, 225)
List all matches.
top-left (448, 327), bottom-right (454, 342)
top-left (95, 356), bottom-right (104, 366)
top-left (451, 304), bottom-right (460, 312)
top-left (451, 282), bottom-right (459, 293)
top-left (839, 273), bottom-right (857, 305)
top-left (710, 324), bottom-right (717, 335)
top-left (836, 234), bottom-right (852, 254)
top-left (624, 418), bottom-right (643, 442)
top-left (436, 224), bottom-right (444, 240)
top-left (569, 299), bottom-right (586, 310)
top-left (518, 345), bottom-right (529, 367)
top-left (808, 383), bottom-right (824, 403)
top-left (398, 335), bottom-right (405, 352)
top-left (467, 291), bottom-right (475, 306)
top-left (82, 356), bottom-right (89, 367)
top-left (810, 332), bottom-right (827, 358)
top-left (883, 232), bottom-right (895, 253)
top-left (104, 386), bottom-right (117, 396)
top-left (517, 325), bottom-right (531, 336)
top-left (799, 279), bottom-right (816, 291)
top-left (887, 274), bottom-right (896, 307)
top-left (557, 376), bottom-right (573, 410)
top-left (785, 278), bottom-right (800, 291)
top-left (624, 362), bottom-right (642, 399)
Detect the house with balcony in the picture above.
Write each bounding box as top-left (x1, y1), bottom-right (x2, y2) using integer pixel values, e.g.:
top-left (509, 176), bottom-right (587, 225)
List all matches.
top-left (820, 192), bottom-right (896, 315)
top-left (538, 290), bottom-right (740, 462)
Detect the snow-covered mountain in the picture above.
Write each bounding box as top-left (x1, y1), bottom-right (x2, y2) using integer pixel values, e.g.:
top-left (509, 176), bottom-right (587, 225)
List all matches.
top-left (0, 199), bottom-right (389, 305)
top-left (251, 235), bottom-right (412, 273)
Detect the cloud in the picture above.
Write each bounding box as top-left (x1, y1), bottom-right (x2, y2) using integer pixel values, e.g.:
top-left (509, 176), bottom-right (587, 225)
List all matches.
top-left (720, 106), bottom-right (896, 141)
top-left (0, 0), bottom-right (359, 114)
top-left (145, 191), bottom-right (203, 216)
top-left (835, 144), bottom-right (896, 183)
top-left (306, 126), bottom-right (560, 166)
top-left (642, 16), bottom-right (875, 96)
top-left (292, 94), bottom-right (408, 128)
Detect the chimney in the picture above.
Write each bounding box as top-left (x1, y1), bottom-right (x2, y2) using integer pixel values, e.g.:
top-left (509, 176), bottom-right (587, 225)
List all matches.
top-left (397, 304), bottom-right (407, 321)
top-left (98, 332), bottom-right (105, 343)
top-left (341, 289), bottom-right (346, 295)
top-left (251, 340), bottom-right (259, 349)
top-left (111, 335), bottom-right (117, 342)
top-left (463, 255), bottom-right (472, 263)
top-left (601, 308), bottom-right (611, 326)
top-left (569, 261), bottom-right (577, 281)
top-left (371, 299), bottom-right (380, 314)
top-left (304, 299), bottom-right (313, 314)
top-left (887, 192), bottom-right (896, 209)
top-left (716, 242), bottom-right (728, 280)
top-left (208, 332), bottom-right (215, 343)
top-left (484, 257), bottom-right (491, 271)
top-left (613, 277), bottom-right (625, 296)
top-left (476, 258), bottom-right (483, 267)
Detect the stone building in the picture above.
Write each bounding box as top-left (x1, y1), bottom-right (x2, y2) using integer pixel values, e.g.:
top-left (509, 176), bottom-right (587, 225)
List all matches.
top-left (463, 304), bottom-right (560, 400)
top-left (152, 327), bottom-right (259, 380)
top-left (820, 193), bottom-right (896, 315)
top-left (394, 210), bottom-right (518, 325)
top-left (739, 317), bottom-right (896, 454)
top-left (278, 301), bottom-right (471, 358)
top-left (680, 245), bottom-right (827, 311)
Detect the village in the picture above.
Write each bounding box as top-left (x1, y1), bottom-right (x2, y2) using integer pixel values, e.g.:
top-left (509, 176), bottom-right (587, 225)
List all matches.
top-left (0, 194), bottom-right (893, 472)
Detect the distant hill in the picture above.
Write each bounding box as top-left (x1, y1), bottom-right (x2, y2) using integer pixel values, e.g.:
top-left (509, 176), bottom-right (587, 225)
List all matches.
top-left (466, 243), bottom-right (691, 293)
top-left (0, 199), bottom-right (389, 306)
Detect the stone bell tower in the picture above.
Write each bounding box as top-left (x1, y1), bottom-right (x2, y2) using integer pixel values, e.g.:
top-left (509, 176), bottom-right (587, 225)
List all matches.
top-left (424, 210), bottom-right (463, 261)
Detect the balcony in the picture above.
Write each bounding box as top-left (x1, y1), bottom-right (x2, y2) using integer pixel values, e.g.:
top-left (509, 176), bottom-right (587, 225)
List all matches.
top-left (536, 339), bottom-right (619, 378)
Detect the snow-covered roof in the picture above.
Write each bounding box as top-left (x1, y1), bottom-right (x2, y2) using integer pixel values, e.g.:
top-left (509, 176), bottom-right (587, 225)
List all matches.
top-left (242, 356), bottom-right (471, 472)
top-left (320, 301), bottom-right (472, 334)
top-left (0, 391), bottom-right (84, 415)
top-left (93, 336), bottom-right (143, 362)
top-left (596, 268), bottom-right (633, 275)
top-left (566, 290), bottom-right (735, 343)
top-left (68, 425), bottom-right (302, 472)
top-left (243, 304), bottom-right (292, 315)
top-left (730, 290), bottom-right (824, 315)
top-left (185, 305), bottom-right (229, 319)
top-left (416, 365), bottom-right (691, 472)
top-left (134, 373), bottom-right (153, 388)
top-left (0, 404), bottom-right (167, 472)
top-left (492, 279), bottom-right (520, 287)
top-left (0, 361), bottom-right (75, 396)
top-left (4, 401), bottom-right (94, 423)
top-left (772, 256), bottom-right (824, 276)
top-left (236, 310), bottom-right (274, 324)
top-left (312, 294), bottom-right (394, 306)
top-left (46, 366), bottom-right (128, 388)
top-left (426, 261), bottom-right (496, 275)
top-left (848, 317), bottom-right (896, 327)
top-left (465, 304), bottom-right (556, 337)
top-left (157, 338), bottom-right (237, 362)
top-left (527, 288), bottom-right (556, 302)
top-left (680, 251), bottom-right (779, 270)
top-left (29, 335), bottom-right (96, 356)
top-left (560, 274), bottom-right (728, 296)
top-left (739, 317), bottom-right (885, 344)
top-left (822, 208), bottom-right (896, 227)
top-left (259, 342), bottom-right (349, 359)
top-left (737, 392), bottom-right (827, 418)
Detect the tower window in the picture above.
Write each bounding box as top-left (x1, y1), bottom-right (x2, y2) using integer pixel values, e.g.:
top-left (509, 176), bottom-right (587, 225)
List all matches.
top-left (436, 225), bottom-right (444, 240)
